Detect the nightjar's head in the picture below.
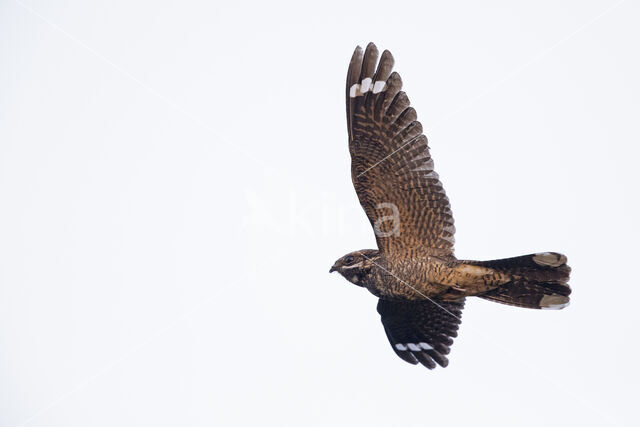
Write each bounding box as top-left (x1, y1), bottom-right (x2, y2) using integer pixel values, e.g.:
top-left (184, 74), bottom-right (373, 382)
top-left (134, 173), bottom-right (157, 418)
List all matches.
top-left (329, 250), bottom-right (378, 286)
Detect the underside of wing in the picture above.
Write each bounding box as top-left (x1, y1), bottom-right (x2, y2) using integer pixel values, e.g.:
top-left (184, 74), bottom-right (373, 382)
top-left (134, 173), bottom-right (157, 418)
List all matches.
top-left (377, 297), bottom-right (465, 369)
top-left (346, 43), bottom-right (455, 256)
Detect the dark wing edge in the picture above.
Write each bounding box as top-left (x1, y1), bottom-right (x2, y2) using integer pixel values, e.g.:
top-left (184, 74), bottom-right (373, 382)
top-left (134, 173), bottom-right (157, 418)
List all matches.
top-left (345, 43), bottom-right (456, 255)
top-left (346, 43), bottom-right (395, 146)
top-left (377, 297), bottom-right (465, 369)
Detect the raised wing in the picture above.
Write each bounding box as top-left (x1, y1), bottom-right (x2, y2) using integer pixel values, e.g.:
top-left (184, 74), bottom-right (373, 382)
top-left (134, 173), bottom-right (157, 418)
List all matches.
top-left (346, 43), bottom-right (455, 256)
top-left (377, 297), bottom-right (465, 369)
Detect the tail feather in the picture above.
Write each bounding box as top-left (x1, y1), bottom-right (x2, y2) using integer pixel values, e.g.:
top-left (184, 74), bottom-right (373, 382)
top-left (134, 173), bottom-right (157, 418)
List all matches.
top-left (471, 252), bottom-right (571, 310)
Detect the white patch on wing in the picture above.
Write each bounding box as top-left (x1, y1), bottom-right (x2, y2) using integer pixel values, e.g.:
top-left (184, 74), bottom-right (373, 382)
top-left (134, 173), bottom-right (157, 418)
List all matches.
top-left (395, 342), bottom-right (434, 351)
top-left (349, 83), bottom-right (360, 98)
top-left (373, 80), bottom-right (386, 93)
top-left (359, 78), bottom-right (372, 94)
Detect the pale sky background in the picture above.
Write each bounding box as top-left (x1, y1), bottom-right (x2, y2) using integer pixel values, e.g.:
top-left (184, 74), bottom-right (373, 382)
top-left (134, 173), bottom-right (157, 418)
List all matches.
top-left (1, 0), bottom-right (639, 426)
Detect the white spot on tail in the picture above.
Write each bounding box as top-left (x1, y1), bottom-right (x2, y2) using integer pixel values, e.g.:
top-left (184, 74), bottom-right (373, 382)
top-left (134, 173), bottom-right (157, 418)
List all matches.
top-left (540, 295), bottom-right (570, 310)
top-left (541, 302), bottom-right (570, 310)
top-left (533, 252), bottom-right (567, 267)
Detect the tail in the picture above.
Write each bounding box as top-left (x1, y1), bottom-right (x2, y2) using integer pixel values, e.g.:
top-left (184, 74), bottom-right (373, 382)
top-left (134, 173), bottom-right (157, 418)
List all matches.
top-left (472, 252), bottom-right (571, 310)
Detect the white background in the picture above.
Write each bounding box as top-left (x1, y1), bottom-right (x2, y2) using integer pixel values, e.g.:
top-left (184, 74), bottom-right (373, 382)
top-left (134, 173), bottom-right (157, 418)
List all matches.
top-left (1, 0), bottom-right (639, 426)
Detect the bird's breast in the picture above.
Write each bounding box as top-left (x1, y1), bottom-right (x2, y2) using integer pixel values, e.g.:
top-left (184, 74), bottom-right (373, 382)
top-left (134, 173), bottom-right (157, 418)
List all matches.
top-left (370, 256), bottom-right (455, 299)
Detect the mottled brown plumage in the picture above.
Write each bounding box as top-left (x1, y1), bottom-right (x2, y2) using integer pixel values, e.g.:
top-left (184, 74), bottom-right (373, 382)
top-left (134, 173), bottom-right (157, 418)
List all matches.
top-left (331, 43), bottom-right (572, 370)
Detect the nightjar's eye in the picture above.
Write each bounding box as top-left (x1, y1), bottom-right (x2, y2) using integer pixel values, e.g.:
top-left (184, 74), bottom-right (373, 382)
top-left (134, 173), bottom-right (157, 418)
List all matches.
top-left (344, 255), bottom-right (355, 264)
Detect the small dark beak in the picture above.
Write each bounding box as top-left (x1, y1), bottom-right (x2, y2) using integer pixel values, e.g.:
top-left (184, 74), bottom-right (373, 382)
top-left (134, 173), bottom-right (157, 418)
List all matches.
top-left (329, 265), bottom-right (337, 273)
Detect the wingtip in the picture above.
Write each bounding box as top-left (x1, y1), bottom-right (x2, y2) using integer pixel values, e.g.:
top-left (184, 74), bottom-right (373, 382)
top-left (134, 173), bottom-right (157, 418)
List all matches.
top-left (365, 42), bottom-right (379, 56)
top-left (388, 70), bottom-right (402, 83)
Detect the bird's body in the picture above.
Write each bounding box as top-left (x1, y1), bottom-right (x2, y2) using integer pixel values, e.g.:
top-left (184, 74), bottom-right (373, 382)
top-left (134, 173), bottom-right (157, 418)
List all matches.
top-left (333, 250), bottom-right (563, 301)
top-left (331, 43), bottom-right (572, 369)
top-left (332, 250), bottom-right (451, 299)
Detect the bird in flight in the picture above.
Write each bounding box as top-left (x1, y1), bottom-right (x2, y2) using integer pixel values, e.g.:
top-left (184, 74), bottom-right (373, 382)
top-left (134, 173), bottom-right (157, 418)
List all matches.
top-left (330, 43), bottom-right (571, 370)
